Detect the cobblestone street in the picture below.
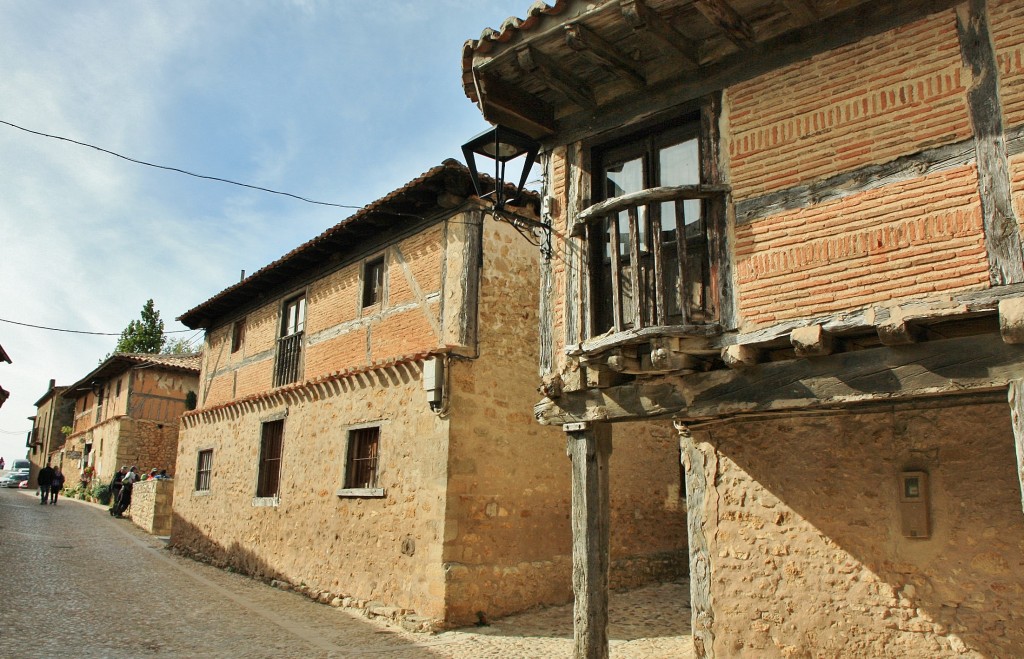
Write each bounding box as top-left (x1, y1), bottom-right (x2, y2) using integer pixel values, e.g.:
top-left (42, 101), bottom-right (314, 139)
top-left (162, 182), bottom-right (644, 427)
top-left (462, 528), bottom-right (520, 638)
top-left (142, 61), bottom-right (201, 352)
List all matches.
top-left (0, 488), bottom-right (693, 658)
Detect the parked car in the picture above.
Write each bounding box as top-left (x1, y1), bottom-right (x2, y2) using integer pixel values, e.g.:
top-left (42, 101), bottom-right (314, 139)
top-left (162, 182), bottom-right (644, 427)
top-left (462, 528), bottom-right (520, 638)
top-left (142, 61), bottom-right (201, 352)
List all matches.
top-left (0, 472), bottom-right (29, 488)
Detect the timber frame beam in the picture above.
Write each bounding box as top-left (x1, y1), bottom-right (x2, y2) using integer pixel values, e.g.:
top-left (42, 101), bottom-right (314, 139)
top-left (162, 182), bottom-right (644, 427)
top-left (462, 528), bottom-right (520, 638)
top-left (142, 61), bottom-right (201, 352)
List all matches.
top-left (538, 332), bottom-right (1024, 425)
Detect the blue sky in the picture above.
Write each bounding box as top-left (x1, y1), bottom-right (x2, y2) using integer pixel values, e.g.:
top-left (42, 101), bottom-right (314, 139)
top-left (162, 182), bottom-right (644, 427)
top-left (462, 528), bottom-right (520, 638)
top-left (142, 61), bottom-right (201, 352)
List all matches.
top-left (0, 0), bottom-right (530, 461)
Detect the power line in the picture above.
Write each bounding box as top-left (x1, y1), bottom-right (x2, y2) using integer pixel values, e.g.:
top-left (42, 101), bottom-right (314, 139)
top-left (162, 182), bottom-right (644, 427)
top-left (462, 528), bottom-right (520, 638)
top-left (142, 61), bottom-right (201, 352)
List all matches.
top-left (0, 317), bottom-right (192, 336)
top-left (0, 118), bottom-right (366, 210)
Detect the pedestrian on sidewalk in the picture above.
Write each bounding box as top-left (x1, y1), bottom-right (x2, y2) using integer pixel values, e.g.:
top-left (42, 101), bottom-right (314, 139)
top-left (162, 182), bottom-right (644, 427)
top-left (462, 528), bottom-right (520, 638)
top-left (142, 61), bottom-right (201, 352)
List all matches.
top-left (49, 467), bottom-right (65, 505)
top-left (37, 464), bottom-right (54, 506)
top-left (112, 466), bottom-right (138, 518)
top-left (108, 466), bottom-right (127, 515)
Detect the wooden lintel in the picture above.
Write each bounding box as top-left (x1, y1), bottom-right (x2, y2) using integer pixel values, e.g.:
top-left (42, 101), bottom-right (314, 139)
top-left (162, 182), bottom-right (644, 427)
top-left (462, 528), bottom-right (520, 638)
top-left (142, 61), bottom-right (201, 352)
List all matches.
top-left (567, 323), bottom-right (722, 357)
top-left (620, 0), bottom-right (700, 67)
top-left (475, 71), bottom-right (556, 138)
top-left (536, 333), bottom-right (1024, 425)
top-left (693, 0), bottom-right (757, 49)
top-left (780, 0), bottom-right (818, 26)
top-left (721, 344), bottom-right (760, 369)
top-left (999, 297), bottom-right (1024, 344)
top-left (790, 324), bottom-right (834, 357)
top-left (564, 22), bottom-right (646, 88)
top-left (515, 45), bottom-right (596, 110)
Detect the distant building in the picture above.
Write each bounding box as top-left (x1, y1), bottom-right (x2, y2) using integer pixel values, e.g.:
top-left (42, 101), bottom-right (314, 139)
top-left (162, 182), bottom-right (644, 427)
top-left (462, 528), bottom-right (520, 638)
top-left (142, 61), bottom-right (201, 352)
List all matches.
top-left (26, 379), bottom-right (74, 487)
top-left (171, 161), bottom-right (688, 628)
top-left (61, 353), bottom-right (200, 486)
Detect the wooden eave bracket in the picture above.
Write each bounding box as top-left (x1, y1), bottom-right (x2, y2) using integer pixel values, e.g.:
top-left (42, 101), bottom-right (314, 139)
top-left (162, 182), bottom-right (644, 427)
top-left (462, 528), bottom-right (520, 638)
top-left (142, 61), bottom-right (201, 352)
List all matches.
top-left (564, 22), bottom-right (647, 88)
top-left (515, 44), bottom-right (596, 110)
top-left (619, 0), bottom-right (700, 68)
top-left (779, 0), bottom-right (819, 26)
top-left (693, 0), bottom-right (757, 50)
top-left (473, 68), bottom-right (557, 138)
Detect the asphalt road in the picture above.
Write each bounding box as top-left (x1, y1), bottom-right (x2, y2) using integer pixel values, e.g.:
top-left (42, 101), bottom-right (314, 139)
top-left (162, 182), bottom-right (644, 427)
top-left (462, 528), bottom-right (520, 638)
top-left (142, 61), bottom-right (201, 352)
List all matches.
top-left (0, 488), bottom-right (692, 658)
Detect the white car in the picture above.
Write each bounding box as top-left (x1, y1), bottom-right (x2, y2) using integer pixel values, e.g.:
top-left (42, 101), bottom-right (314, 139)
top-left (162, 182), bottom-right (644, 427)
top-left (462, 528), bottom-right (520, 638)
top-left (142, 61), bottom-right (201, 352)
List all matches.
top-left (0, 472), bottom-right (29, 488)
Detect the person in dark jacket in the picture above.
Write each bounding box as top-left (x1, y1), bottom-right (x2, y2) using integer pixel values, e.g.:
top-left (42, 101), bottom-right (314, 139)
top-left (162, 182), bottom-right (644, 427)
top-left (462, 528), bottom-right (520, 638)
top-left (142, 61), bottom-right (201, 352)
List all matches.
top-left (37, 464), bottom-right (54, 505)
top-left (111, 466), bottom-right (137, 518)
top-left (109, 466), bottom-right (127, 516)
top-left (49, 467), bottom-right (66, 504)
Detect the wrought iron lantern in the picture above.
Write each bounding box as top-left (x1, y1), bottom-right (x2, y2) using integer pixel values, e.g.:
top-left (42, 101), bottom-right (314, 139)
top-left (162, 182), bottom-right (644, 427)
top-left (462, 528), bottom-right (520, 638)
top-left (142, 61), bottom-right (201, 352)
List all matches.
top-left (461, 125), bottom-right (540, 211)
top-left (461, 124), bottom-right (551, 259)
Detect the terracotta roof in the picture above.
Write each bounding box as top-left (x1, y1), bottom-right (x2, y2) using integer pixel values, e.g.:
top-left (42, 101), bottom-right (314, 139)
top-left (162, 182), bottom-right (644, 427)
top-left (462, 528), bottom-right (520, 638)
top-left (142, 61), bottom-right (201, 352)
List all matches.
top-left (461, 1), bottom-right (570, 105)
top-left (177, 160), bottom-right (536, 330)
top-left (65, 352), bottom-right (202, 397)
top-left (177, 160), bottom-right (477, 329)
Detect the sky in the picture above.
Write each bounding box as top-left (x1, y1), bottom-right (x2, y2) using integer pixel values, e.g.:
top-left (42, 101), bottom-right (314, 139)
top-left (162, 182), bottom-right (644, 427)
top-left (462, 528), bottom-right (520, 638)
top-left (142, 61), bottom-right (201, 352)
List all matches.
top-left (0, 0), bottom-right (532, 461)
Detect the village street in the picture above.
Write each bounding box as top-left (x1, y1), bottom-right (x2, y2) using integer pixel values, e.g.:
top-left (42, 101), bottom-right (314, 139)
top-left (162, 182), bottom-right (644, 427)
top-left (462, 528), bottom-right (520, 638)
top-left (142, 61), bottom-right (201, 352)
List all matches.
top-left (0, 487), bottom-right (693, 658)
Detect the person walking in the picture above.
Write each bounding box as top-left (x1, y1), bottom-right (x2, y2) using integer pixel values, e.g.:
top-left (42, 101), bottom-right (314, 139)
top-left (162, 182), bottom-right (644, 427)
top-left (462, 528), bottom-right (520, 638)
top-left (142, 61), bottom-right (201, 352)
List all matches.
top-left (108, 466), bottom-right (127, 516)
top-left (37, 464), bottom-right (54, 506)
top-left (0, 457), bottom-right (6, 470)
top-left (49, 467), bottom-right (65, 505)
top-left (112, 466), bottom-right (138, 518)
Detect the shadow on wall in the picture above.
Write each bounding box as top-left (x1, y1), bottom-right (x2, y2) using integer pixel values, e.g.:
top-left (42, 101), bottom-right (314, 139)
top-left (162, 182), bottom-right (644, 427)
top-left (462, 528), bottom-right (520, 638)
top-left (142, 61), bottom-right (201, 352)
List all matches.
top-left (700, 395), bottom-right (1024, 656)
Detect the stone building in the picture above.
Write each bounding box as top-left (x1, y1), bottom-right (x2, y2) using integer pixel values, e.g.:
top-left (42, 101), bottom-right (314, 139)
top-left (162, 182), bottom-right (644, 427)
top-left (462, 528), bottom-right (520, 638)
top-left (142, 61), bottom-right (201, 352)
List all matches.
top-left (62, 353), bottom-right (200, 486)
top-left (26, 379), bottom-right (74, 487)
top-left (170, 160), bottom-right (688, 628)
top-left (460, 0), bottom-right (1024, 656)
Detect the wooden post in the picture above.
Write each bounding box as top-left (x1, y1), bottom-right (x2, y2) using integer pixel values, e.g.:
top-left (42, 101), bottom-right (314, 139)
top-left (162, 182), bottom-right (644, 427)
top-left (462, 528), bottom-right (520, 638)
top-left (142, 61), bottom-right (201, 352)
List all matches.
top-left (676, 422), bottom-right (716, 658)
top-left (565, 421), bottom-right (612, 659)
top-left (1008, 380), bottom-right (1024, 515)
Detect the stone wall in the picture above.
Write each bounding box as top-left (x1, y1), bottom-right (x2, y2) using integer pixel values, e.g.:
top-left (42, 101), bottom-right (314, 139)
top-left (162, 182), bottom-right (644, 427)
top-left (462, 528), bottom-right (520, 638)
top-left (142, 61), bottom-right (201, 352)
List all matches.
top-left (173, 364), bottom-right (451, 622)
top-left (130, 478), bottom-right (174, 535)
top-left (685, 398), bottom-right (1024, 657)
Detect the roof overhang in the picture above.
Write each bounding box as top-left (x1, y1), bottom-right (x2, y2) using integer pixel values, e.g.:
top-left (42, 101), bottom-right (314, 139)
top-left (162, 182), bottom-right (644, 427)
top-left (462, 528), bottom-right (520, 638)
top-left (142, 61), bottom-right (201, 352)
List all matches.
top-left (462, 0), bottom-right (962, 145)
top-left (64, 353), bottom-right (201, 398)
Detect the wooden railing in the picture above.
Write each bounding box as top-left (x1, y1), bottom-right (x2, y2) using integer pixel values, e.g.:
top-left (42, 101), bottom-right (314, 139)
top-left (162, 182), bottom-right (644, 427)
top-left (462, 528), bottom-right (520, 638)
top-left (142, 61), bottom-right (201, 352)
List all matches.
top-left (575, 184), bottom-right (730, 334)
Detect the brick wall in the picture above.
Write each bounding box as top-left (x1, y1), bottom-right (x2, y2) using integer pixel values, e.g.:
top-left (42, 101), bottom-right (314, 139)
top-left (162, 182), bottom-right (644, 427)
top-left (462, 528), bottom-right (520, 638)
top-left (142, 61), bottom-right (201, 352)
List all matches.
top-left (727, 10), bottom-right (970, 200)
top-left (735, 166), bottom-right (989, 325)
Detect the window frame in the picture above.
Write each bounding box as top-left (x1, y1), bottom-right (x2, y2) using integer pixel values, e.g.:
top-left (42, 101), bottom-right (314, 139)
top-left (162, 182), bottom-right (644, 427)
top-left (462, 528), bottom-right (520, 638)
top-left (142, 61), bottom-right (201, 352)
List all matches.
top-left (273, 294), bottom-right (306, 387)
top-left (361, 255), bottom-right (386, 309)
top-left (337, 424), bottom-right (384, 498)
top-left (195, 448), bottom-right (213, 493)
top-left (255, 419), bottom-right (285, 502)
top-left (231, 317), bottom-right (246, 354)
top-left (583, 103), bottom-right (728, 339)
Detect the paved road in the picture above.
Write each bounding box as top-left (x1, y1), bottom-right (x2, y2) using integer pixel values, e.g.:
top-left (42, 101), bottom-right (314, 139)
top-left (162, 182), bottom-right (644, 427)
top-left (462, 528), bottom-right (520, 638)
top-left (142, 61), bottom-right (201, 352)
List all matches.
top-left (0, 489), bottom-right (693, 658)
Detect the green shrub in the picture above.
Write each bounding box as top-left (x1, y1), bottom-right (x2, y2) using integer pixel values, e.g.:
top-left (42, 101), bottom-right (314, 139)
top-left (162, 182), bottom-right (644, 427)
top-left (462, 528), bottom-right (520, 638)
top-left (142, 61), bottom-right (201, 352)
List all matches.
top-left (93, 484), bottom-right (112, 505)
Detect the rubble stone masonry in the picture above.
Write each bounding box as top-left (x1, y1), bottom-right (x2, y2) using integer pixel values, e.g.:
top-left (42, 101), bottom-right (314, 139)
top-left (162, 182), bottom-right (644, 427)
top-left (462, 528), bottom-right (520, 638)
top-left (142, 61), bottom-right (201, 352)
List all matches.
top-left (687, 400), bottom-right (1024, 657)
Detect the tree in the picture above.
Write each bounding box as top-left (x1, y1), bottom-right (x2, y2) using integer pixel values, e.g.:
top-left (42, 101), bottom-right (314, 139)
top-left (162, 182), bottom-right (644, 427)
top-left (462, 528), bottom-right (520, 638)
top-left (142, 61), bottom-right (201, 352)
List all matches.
top-left (114, 299), bottom-right (165, 354)
top-left (161, 336), bottom-right (195, 355)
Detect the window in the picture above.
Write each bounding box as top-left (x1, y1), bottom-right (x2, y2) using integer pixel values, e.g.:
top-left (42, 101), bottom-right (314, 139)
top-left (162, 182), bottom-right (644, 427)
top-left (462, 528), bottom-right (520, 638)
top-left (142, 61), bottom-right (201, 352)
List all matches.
top-left (588, 117), bottom-right (722, 335)
top-left (345, 427), bottom-right (380, 490)
top-left (362, 256), bottom-right (385, 308)
top-left (231, 318), bottom-right (246, 353)
top-left (256, 420), bottom-right (284, 498)
top-left (115, 378), bottom-right (121, 397)
top-left (274, 295), bottom-right (305, 387)
top-left (195, 449), bottom-right (213, 492)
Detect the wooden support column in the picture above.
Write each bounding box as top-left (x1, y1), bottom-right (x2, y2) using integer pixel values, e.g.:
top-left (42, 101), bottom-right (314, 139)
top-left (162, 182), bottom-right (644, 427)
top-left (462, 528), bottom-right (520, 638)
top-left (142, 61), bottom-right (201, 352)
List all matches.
top-left (1008, 381), bottom-right (1024, 515)
top-left (565, 421), bottom-right (612, 659)
top-left (676, 422), bottom-right (716, 658)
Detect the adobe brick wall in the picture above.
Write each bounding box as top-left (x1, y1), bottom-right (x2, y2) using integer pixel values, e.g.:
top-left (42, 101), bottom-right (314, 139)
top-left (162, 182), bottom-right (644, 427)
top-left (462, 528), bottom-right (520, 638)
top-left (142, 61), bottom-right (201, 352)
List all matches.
top-left (687, 400), bottom-right (1024, 657)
